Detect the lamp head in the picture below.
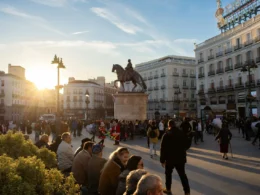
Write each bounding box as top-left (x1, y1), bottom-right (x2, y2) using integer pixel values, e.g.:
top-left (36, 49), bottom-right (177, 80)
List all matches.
top-left (85, 90), bottom-right (89, 97)
top-left (58, 58), bottom-right (66, 69)
top-left (250, 60), bottom-right (258, 69)
top-left (241, 66), bottom-right (248, 72)
top-left (51, 54), bottom-right (59, 64)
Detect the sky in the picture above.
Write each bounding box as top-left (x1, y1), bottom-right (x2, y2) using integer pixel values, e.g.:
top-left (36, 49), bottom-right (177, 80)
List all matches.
top-left (0, 0), bottom-right (233, 89)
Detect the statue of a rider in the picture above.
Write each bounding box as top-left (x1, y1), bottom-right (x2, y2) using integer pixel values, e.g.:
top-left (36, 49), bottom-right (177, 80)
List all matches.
top-left (125, 59), bottom-right (134, 80)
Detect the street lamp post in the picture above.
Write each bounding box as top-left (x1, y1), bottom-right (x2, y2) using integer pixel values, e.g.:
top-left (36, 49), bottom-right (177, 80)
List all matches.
top-left (241, 60), bottom-right (258, 118)
top-left (174, 87), bottom-right (181, 118)
top-left (51, 55), bottom-right (66, 116)
top-left (85, 90), bottom-right (90, 121)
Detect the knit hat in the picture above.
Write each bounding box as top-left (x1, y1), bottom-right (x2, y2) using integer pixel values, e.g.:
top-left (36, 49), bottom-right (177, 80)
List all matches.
top-left (92, 144), bottom-right (103, 154)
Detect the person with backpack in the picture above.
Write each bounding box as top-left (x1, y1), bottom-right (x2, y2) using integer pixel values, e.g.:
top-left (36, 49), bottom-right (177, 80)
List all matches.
top-left (160, 120), bottom-right (190, 195)
top-left (147, 121), bottom-right (159, 158)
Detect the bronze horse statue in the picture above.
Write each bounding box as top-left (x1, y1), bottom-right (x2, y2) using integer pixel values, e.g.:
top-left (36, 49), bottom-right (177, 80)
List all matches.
top-left (112, 64), bottom-right (147, 92)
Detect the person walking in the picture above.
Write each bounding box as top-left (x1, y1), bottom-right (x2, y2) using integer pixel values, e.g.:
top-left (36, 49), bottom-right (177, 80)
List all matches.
top-left (147, 121), bottom-right (159, 158)
top-left (160, 120), bottom-right (190, 195)
top-left (158, 120), bottom-right (165, 140)
top-left (215, 123), bottom-right (232, 160)
top-left (197, 120), bottom-right (204, 142)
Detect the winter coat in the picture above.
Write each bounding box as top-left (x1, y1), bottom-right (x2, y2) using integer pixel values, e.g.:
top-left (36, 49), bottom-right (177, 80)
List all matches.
top-left (215, 128), bottom-right (232, 145)
top-left (160, 127), bottom-right (187, 165)
top-left (71, 150), bottom-right (91, 186)
top-left (116, 169), bottom-right (130, 195)
top-left (147, 126), bottom-right (159, 144)
top-left (99, 159), bottom-right (124, 195)
top-left (88, 155), bottom-right (107, 194)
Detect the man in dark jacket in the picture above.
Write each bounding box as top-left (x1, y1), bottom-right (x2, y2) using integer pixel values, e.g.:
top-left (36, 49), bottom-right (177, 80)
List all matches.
top-left (87, 144), bottom-right (107, 195)
top-left (160, 120), bottom-right (190, 195)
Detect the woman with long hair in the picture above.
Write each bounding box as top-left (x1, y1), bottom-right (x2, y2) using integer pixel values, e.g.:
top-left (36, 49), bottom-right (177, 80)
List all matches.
top-left (116, 155), bottom-right (144, 195)
top-left (99, 147), bottom-right (130, 195)
top-left (215, 123), bottom-right (232, 160)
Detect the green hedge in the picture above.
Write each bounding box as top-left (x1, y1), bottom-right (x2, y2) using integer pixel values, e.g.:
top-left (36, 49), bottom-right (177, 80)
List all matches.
top-left (0, 132), bottom-right (79, 195)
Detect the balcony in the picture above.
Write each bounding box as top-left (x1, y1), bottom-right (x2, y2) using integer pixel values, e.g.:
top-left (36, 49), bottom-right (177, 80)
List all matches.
top-left (190, 86), bottom-right (196, 90)
top-left (154, 75), bottom-right (159, 79)
top-left (198, 89), bottom-right (204, 95)
top-left (208, 71), bottom-right (215, 76)
top-left (246, 80), bottom-right (256, 87)
top-left (190, 74), bottom-right (196, 78)
top-left (244, 39), bottom-right (253, 47)
top-left (173, 98), bottom-right (180, 103)
top-left (161, 85), bottom-right (166, 89)
top-left (225, 48), bottom-right (233, 54)
top-left (219, 100), bottom-right (226, 104)
top-left (211, 101), bottom-right (218, 105)
top-left (148, 87), bottom-right (153, 91)
top-left (172, 72), bottom-right (179, 77)
top-left (228, 100), bottom-right (235, 104)
top-left (198, 58), bottom-right (204, 64)
top-left (148, 76), bottom-right (153, 80)
top-left (183, 98), bottom-right (189, 102)
top-left (173, 85), bottom-right (179, 89)
top-left (234, 44), bottom-right (242, 51)
top-left (216, 51), bottom-right (223, 58)
top-left (143, 77), bottom-right (147, 81)
top-left (162, 108), bottom-right (166, 110)
top-left (182, 73), bottom-right (188, 77)
top-left (0, 92), bottom-right (5, 97)
top-left (208, 55), bottom-right (214, 61)
top-left (217, 86), bottom-right (225, 92)
top-left (182, 86), bottom-right (189, 89)
top-left (258, 79), bottom-right (260, 86)
top-left (234, 63), bottom-right (243, 69)
top-left (161, 73), bottom-right (166, 77)
top-left (160, 98), bottom-right (165, 102)
top-left (225, 65), bottom-right (233, 72)
top-left (238, 99), bottom-right (245, 103)
top-left (216, 68), bottom-right (224, 74)
top-left (191, 98), bottom-right (197, 102)
top-left (235, 82), bottom-right (244, 89)
top-left (154, 86), bottom-right (159, 90)
top-left (225, 85), bottom-right (234, 91)
top-left (244, 60), bottom-right (254, 66)
top-left (207, 88), bottom-right (216, 94)
top-left (154, 99), bottom-right (159, 102)
top-left (198, 73), bottom-right (205, 78)
top-left (255, 35), bottom-right (260, 43)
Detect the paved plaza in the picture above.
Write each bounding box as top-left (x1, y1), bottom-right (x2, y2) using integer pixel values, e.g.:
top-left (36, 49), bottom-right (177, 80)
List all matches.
top-left (30, 128), bottom-right (260, 195)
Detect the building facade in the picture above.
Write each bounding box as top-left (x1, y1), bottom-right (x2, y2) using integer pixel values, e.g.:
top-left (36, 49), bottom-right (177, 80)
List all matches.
top-left (195, 14), bottom-right (260, 118)
top-left (0, 65), bottom-right (37, 122)
top-left (63, 77), bottom-right (117, 119)
top-left (135, 55), bottom-right (197, 119)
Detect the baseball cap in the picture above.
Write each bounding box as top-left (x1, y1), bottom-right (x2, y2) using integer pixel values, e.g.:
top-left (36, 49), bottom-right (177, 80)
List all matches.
top-left (92, 144), bottom-right (103, 154)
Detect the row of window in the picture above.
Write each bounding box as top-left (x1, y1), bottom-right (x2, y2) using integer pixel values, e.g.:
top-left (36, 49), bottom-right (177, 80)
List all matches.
top-left (199, 75), bottom-right (258, 90)
top-left (199, 49), bottom-right (258, 74)
top-left (142, 68), bottom-right (195, 78)
top-left (198, 28), bottom-right (260, 60)
top-left (66, 96), bottom-right (104, 101)
top-left (66, 103), bottom-right (103, 109)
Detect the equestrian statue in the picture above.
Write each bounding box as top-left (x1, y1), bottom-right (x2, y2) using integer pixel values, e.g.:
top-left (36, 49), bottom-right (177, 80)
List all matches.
top-left (112, 59), bottom-right (147, 92)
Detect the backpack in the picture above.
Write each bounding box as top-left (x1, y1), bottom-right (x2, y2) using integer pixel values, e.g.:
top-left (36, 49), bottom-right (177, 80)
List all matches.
top-left (148, 128), bottom-right (157, 138)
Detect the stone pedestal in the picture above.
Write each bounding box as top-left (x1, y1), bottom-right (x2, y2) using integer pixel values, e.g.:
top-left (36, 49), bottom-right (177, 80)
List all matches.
top-left (114, 92), bottom-right (148, 121)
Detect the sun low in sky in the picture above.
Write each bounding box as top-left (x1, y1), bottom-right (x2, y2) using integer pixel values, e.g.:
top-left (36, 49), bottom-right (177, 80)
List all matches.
top-left (26, 65), bottom-right (66, 90)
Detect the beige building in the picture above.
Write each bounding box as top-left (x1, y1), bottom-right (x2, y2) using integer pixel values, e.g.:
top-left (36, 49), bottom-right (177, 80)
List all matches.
top-left (135, 55), bottom-right (197, 119)
top-left (195, 12), bottom-right (260, 118)
top-left (0, 65), bottom-right (37, 122)
top-left (63, 77), bottom-right (117, 119)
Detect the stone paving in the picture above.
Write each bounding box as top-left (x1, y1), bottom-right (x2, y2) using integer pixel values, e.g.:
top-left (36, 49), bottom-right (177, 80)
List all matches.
top-left (30, 127), bottom-right (260, 195)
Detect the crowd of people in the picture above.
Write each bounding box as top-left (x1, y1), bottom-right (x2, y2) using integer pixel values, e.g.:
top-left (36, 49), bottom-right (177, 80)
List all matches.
top-left (31, 118), bottom-right (193, 195)
top-left (1, 113), bottom-right (260, 194)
